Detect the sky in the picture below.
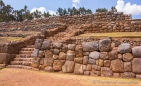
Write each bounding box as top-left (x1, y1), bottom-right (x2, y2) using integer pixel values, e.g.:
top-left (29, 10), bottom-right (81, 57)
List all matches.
top-left (3, 0), bottom-right (141, 19)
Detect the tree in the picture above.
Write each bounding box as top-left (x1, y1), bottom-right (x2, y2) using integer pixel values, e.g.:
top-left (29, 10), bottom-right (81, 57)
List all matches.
top-left (96, 8), bottom-right (108, 12)
top-left (23, 5), bottom-right (27, 19)
top-left (57, 7), bottom-right (63, 16)
top-left (111, 6), bottom-right (117, 12)
top-left (33, 10), bottom-right (41, 18)
top-left (43, 12), bottom-right (51, 18)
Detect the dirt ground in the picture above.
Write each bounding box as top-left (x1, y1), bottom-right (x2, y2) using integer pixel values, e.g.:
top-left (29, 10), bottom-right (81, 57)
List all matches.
top-left (0, 68), bottom-right (141, 86)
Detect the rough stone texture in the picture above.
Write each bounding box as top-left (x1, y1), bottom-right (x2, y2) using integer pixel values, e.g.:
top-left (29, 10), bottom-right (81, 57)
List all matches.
top-left (132, 58), bottom-right (141, 73)
top-left (109, 50), bottom-right (118, 60)
top-left (136, 75), bottom-right (141, 79)
top-left (75, 51), bottom-right (83, 57)
top-left (62, 44), bottom-right (68, 53)
top-left (88, 58), bottom-right (96, 64)
top-left (39, 65), bottom-right (44, 70)
top-left (75, 45), bottom-right (83, 51)
top-left (83, 56), bottom-right (88, 65)
top-left (31, 58), bottom-right (40, 68)
top-left (90, 71), bottom-right (101, 76)
top-left (123, 53), bottom-right (133, 62)
top-left (53, 55), bottom-right (59, 60)
top-left (44, 66), bottom-right (53, 72)
top-left (92, 65), bottom-right (101, 71)
top-left (117, 43), bottom-right (131, 54)
top-left (41, 40), bottom-right (51, 50)
top-left (89, 51), bottom-right (100, 60)
top-left (110, 59), bottom-right (124, 72)
top-left (132, 46), bottom-right (141, 58)
top-left (74, 58), bottom-right (83, 64)
top-left (118, 54), bottom-right (123, 59)
top-left (33, 49), bottom-right (39, 57)
top-left (98, 59), bottom-right (104, 67)
top-left (59, 52), bottom-right (66, 60)
top-left (53, 49), bottom-right (60, 55)
top-left (0, 53), bottom-right (11, 64)
top-left (74, 63), bottom-right (83, 75)
top-left (53, 42), bottom-right (62, 49)
top-left (44, 50), bottom-right (53, 58)
top-left (84, 71), bottom-right (90, 75)
top-left (38, 51), bottom-right (44, 58)
top-left (83, 64), bottom-right (92, 71)
top-left (104, 60), bottom-right (111, 67)
top-left (43, 57), bottom-right (54, 66)
top-left (62, 60), bottom-right (75, 73)
top-left (101, 67), bottom-right (113, 77)
top-left (99, 38), bottom-right (112, 52)
top-left (83, 52), bottom-right (89, 56)
top-left (124, 62), bottom-right (131, 72)
top-left (68, 44), bottom-right (76, 51)
top-left (121, 72), bottom-right (135, 78)
top-left (66, 50), bottom-right (75, 61)
top-left (53, 60), bottom-right (65, 71)
top-left (100, 52), bottom-right (109, 60)
top-left (82, 41), bottom-right (99, 52)
top-left (113, 73), bottom-right (120, 78)
top-left (35, 39), bottom-right (44, 49)
top-left (39, 58), bottom-right (44, 65)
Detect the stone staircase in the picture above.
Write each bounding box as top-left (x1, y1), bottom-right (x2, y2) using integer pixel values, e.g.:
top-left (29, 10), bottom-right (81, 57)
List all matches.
top-left (6, 45), bottom-right (39, 70)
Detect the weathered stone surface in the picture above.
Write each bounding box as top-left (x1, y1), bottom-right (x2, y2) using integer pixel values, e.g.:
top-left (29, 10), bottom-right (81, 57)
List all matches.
top-left (83, 52), bottom-right (89, 56)
top-left (31, 58), bottom-right (40, 68)
top-left (59, 52), bottom-right (66, 60)
top-left (109, 50), bottom-right (118, 60)
top-left (53, 42), bottom-right (62, 49)
top-left (99, 38), bottom-right (112, 52)
top-left (62, 61), bottom-right (75, 73)
top-left (104, 60), bottom-right (111, 67)
top-left (74, 58), bottom-right (83, 64)
top-left (136, 75), bottom-right (141, 79)
top-left (39, 65), bottom-right (45, 70)
top-left (41, 40), bottom-right (51, 50)
top-left (100, 52), bottom-right (109, 60)
top-left (83, 64), bottom-right (92, 71)
top-left (0, 53), bottom-right (11, 64)
top-left (98, 59), bottom-right (104, 67)
top-left (121, 72), bottom-right (135, 78)
top-left (88, 58), bottom-right (96, 64)
top-left (83, 56), bottom-right (88, 65)
top-left (89, 51), bottom-right (100, 60)
top-left (33, 49), bottom-right (39, 57)
top-left (113, 73), bottom-right (120, 78)
top-left (117, 43), bottom-right (131, 54)
top-left (124, 62), bottom-right (131, 72)
top-left (101, 67), bottom-right (113, 77)
top-left (92, 65), bottom-right (101, 71)
top-left (43, 58), bottom-right (54, 66)
top-left (62, 44), bottom-right (68, 53)
top-left (68, 44), bottom-right (76, 51)
top-left (53, 60), bottom-right (64, 71)
top-left (53, 55), bottom-right (59, 60)
top-left (74, 63), bottom-right (83, 75)
top-left (82, 41), bottom-right (99, 52)
top-left (84, 71), bottom-right (90, 75)
top-left (132, 58), bottom-right (141, 73)
top-left (39, 58), bottom-right (44, 65)
top-left (123, 53), bottom-right (133, 62)
top-left (35, 39), bottom-right (43, 49)
top-left (118, 54), bottom-right (123, 59)
top-left (38, 51), bottom-right (44, 58)
top-left (44, 50), bottom-right (53, 58)
top-left (132, 46), bottom-right (141, 58)
top-left (53, 49), bottom-right (60, 55)
top-left (75, 51), bottom-right (83, 57)
top-left (44, 66), bottom-right (53, 72)
top-left (90, 71), bottom-right (101, 76)
top-left (110, 59), bottom-right (124, 72)
top-left (75, 45), bottom-right (83, 51)
top-left (66, 50), bottom-right (75, 61)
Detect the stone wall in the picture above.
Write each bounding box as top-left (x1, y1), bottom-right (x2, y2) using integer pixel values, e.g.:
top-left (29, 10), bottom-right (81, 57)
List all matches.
top-left (32, 37), bottom-right (141, 79)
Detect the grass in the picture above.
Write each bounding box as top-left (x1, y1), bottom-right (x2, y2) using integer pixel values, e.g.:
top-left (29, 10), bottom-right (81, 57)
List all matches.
top-left (0, 37), bottom-right (23, 44)
top-left (78, 32), bottom-right (141, 38)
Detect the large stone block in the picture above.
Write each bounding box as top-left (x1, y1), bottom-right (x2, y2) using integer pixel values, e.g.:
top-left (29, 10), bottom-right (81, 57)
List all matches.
top-left (100, 52), bottom-right (109, 60)
top-left (132, 58), bottom-right (141, 73)
top-left (74, 63), bottom-right (83, 75)
top-left (101, 67), bottom-right (113, 77)
top-left (53, 49), bottom-right (60, 55)
top-left (41, 40), bottom-right (51, 50)
top-left (99, 38), bottom-right (112, 52)
top-left (117, 43), bottom-right (131, 54)
top-left (92, 65), bottom-right (101, 71)
top-left (53, 60), bottom-right (65, 71)
top-left (0, 53), bottom-right (12, 64)
top-left (59, 52), bottom-right (66, 60)
top-left (33, 49), bottom-right (39, 57)
top-left (104, 60), bottom-right (111, 67)
top-left (75, 45), bottom-right (83, 51)
top-left (83, 56), bottom-right (88, 64)
top-left (53, 42), bottom-right (62, 49)
top-left (110, 59), bottom-right (124, 72)
top-left (43, 57), bottom-right (54, 66)
top-left (82, 41), bottom-right (99, 52)
top-left (83, 64), bottom-right (92, 71)
top-left (38, 51), bottom-right (44, 58)
top-left (66, 50), bottom-right (75, 61)
top-left (88, 58), bottom-right (96, 64)
top-left (35, 39), bottom-right (44, 49)
top-left (132, 46), bottom-right (141, 58)
top-left (62, 61), bottom-right (75, 73)
top-left (89, 51), bottom-right (100, 60)
top-left (53, 55), bottom-right (59, 60)
top-left (68, 44), bottom-right (76, 51)
top-left (31, 57), bottom-right (40, 68)
top-left (44, 66), bottom-right (53, 72)
top-left (124, 62), bottom-right (131, 72)
top-left (123, 53), bottom-right (133, 62)
top-left (121, 72), bottom-right (135, 78)
top-left (74, 58), bottom-right (83, 64)
top-left (44, 50), bottom-right (53, 58)
top-left (90, 71), bottom-right (101, 76)
top-left (109, 50), bottom-right (118, 60)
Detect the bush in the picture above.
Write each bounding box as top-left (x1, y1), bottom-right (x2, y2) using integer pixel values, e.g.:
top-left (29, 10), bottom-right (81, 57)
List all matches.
top-left (22, 34), bottom-right (27, 38)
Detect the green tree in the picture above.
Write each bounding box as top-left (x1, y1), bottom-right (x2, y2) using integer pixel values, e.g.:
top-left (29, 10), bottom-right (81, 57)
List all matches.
top-left (96, 8), bottom-right (108, 12)
top-left (111, 6), bottom-right (117, 12)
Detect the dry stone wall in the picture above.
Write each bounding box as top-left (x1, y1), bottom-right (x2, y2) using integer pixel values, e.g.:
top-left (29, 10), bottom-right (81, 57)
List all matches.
top-left (32, 37), bottom-right (141, 79)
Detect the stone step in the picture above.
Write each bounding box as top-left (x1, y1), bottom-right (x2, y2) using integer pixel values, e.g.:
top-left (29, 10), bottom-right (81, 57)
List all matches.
top-left (6, 65), bottom-right (39, 71)
top-left (19, 51), bottom-right (33, 54)
top-left (16, 54), bottom-right (34, 58)
top-left (14, 58), bottom-right (33, 61)
top-left (10, 61), bottom-right (32, 66)
top-left (21, 48), bottom-right (34, 51)
top-left (26, 45), bottom-right (35, 48)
